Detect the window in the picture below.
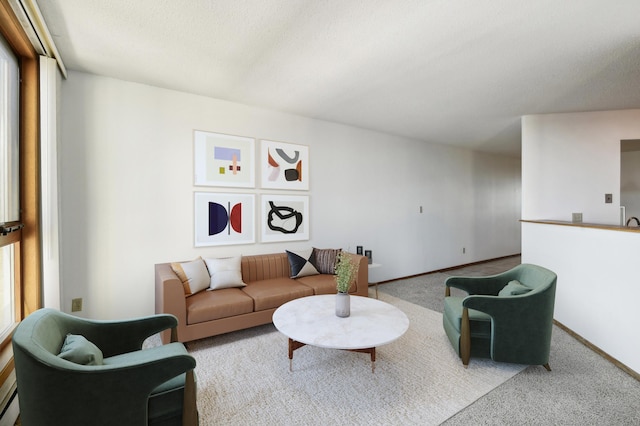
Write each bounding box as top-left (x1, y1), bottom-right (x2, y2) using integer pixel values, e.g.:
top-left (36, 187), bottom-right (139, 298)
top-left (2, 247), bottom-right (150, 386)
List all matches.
top-left (0, 29), bottom-right (20, 344)
top-left (0, 243), bottom-right (16, 339)
top-left (0, 3), bottom-right (41, 423)
top-left (0, 0), bottom-right (41, 348)
top-left (0, 32), bottom-right (20, 224)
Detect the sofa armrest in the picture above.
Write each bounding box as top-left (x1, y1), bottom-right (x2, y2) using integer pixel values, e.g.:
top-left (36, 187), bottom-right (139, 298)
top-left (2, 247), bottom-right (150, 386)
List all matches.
top-left (155, 263), bottom-right (187, 343)
top-left (346, 253), bottom-right (369, 297)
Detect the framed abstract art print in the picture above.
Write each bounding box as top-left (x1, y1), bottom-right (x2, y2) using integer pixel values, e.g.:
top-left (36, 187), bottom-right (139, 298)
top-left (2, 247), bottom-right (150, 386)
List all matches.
top-left (194, 131), bottom-right (255, 188)
top-left (194, 192), bottom-right (255, 246)
top-left (260, 140), bottom-right (309, 190)
top-left (260, 194), bottom-right (309, 242)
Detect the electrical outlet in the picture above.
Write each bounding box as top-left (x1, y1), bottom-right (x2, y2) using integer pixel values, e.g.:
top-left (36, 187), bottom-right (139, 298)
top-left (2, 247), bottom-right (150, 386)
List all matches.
top-left (605, 193), bottom-right (613, 204)
top-left (462, 247), bottom-right (466, 254)
top-left (71, 298), bottom-right (83, 312)
top-left (572, 213), bottom-right (583, 223)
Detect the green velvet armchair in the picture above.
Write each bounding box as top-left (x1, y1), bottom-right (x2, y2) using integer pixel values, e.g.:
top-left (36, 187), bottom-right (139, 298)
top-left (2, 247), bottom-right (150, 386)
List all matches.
top-left (12, 308), bottom-right (198, 426)
top-left (443, 263), bottom-right (557, 369)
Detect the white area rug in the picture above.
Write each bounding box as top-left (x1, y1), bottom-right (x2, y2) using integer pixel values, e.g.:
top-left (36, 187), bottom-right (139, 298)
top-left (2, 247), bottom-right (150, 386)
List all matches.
top-left (165, 293), bottom-right (526, 425)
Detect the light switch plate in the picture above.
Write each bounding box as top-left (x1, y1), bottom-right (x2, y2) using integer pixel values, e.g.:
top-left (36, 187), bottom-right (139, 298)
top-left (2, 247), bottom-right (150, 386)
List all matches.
top-left (605, 193), bottom-right (613, 203)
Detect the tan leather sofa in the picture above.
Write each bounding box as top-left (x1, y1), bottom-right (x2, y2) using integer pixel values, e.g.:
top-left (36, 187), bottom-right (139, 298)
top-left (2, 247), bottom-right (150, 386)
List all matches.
top-left (155, 252), bottom-right (369, 343)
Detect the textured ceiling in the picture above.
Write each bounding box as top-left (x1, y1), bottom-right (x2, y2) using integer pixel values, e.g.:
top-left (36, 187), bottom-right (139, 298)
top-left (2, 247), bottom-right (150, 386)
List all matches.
top-left (36, 0), bottom-right (640, 156)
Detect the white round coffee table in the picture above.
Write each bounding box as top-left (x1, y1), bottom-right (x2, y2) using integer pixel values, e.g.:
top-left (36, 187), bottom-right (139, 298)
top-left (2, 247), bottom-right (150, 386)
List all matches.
top-left (272, 295), bottom-right (409, 372)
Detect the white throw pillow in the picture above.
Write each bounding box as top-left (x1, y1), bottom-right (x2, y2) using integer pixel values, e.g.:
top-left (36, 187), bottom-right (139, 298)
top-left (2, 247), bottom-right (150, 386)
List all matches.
top-left (204, 256), bottom-right (246, 290)
top-left (170, 257), bottom-right (211, 296)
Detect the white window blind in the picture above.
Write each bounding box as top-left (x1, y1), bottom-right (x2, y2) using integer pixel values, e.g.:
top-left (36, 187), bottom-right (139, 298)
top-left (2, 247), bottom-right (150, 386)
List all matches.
top-left (0, 33), bottom-right (19, 225)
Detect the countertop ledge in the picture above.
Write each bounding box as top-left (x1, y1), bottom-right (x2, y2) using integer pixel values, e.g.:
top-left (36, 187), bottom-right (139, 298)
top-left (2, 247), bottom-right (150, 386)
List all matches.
top-left (521, 219), bottom-right (640, 233)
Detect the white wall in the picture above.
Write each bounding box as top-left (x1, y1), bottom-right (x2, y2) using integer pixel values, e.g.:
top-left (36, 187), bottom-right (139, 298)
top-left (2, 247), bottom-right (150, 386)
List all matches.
top-left (59, 71), bottom-right (521, 319)
top-left (522, 222), bottom-right (640, 374)
top-left (522, 110), bottom-right (640, 224)
top-left (522, 109), bottom-right (640, 375)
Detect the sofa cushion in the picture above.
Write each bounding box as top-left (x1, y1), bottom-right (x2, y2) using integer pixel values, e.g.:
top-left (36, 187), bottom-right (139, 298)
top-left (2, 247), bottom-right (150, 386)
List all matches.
top-left (498, 280), bottom-right (532, 297)
top-left (296, 274), bottom-right (338, 295)
top-left (311, 247), bottom-right (341, 274)
top-left (204, 256), bottom-right (246, 290)
top-left (58, 334), bottom-right (104, 365)
top-left (286, 248), bottom-right (319, 278)
top-left (170, 258), bottom-right (210, 296)
top-left (443, 297), bottom-right (492, 337)
top-left (186, 288), bottom-right (254, 324)
top-left (241, 253), bottom-right (291, 282)
top-left (242, 278), bottom-right (314, 311)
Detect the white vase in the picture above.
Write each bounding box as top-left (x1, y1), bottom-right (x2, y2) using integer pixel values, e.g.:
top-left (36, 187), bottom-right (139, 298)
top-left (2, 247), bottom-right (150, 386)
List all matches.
top-left (335, 292), bottom-right (350, 317)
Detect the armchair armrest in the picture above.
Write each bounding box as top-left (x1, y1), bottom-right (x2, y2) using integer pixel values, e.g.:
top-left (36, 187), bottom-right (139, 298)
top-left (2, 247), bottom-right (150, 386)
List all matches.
top-left (79, 314), bottom-right (178, 357)
top-left (463, 289), bottom-right (555, 365)
top-left (39, 343), bottom-right (196, 425)
top-left (100, 342), bottom-right (195, 372)
top-left (463, 293), bottom-right (516, 314)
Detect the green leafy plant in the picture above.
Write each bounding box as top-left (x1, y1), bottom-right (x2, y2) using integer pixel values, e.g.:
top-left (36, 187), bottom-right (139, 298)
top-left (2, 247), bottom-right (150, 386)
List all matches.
top-left (335, 251), bottom-right (359, 293)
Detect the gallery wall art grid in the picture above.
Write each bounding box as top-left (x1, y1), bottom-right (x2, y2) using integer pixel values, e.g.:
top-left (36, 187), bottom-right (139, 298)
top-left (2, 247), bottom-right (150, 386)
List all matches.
top-left (193, 132), bottom-right (310, 246)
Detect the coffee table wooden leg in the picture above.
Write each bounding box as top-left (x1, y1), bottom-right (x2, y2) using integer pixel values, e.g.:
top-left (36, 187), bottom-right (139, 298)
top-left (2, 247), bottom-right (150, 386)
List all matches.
top-left (371, 347), bottom-right (376, 373)
top-left (288, 338), bottom-right (306, 372)
top-left (349, 347), bottom-right (376, 373)
top-left (289, 342), bottom-right (378, 372)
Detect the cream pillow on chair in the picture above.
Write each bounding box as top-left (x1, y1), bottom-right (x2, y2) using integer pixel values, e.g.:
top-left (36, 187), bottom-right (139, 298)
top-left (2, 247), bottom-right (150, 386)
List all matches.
top-left (204, 256), bottom-right (246, 290)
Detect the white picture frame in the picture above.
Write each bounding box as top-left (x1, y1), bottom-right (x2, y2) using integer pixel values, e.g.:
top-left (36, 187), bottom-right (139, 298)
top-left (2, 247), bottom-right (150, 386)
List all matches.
top-left (194, 131), bottom-right (255, 188)
top-left (194, 192), bottom-right (255, 246)
top-left (260, 194), bottom-right (309, 242)
top-left (260, 140), bottom-right (309, 190)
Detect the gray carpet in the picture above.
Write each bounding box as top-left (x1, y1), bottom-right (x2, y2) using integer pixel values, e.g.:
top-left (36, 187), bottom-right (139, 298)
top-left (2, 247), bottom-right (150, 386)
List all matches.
top-left (378, 256), bottom-right (640, 425)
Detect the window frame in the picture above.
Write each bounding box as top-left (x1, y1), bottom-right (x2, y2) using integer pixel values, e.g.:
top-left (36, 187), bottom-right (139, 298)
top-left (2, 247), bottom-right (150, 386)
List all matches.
top-left (0, 1), bottom-right (41, 349)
